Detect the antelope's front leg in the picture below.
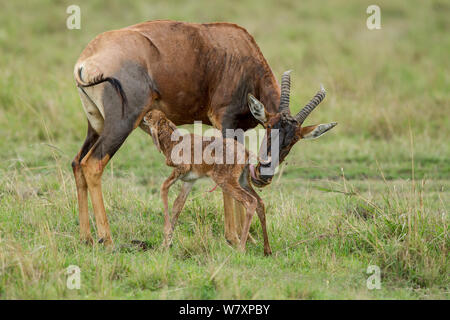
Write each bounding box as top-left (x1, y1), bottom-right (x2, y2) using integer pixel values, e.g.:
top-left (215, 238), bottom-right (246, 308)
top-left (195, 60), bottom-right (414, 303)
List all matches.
top-left (220, 185), bottom-right (256, 253)
top-left (223, 192), bottom-right (240, 246)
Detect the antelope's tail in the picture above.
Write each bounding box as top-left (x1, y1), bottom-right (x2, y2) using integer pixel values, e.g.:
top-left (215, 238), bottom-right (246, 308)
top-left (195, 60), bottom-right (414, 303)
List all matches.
top-left (74, 62), bottom-right (128, 118)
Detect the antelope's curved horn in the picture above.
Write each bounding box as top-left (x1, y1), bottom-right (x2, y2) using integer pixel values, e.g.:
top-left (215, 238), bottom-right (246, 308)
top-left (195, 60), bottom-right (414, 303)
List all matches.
top-left (295, 84), bottom-right (326, 124)
top-left (279, 70), bottom-right (292, 113)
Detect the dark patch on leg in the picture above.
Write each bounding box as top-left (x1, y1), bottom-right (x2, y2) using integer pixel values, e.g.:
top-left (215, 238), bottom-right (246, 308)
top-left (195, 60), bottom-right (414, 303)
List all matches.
top-left (72, 121), bottom-right (99, 169)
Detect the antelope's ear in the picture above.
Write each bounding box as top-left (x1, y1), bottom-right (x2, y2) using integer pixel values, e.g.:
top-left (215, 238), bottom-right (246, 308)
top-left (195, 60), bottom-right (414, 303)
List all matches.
top-left (247, 94), bottom-right (267, 123)
top-left (300, 122), bottom-right (337, 140)
top-left (150, 125), bottom-right (162, 153)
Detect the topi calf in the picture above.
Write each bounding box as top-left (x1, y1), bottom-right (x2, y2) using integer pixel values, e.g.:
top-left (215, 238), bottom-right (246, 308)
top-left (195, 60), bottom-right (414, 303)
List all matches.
top-left (143, 109), bottom-right (272, 255)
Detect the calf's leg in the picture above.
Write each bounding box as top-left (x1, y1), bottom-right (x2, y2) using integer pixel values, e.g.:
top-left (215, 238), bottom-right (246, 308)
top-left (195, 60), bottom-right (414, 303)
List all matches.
top-left (245, 186), bottom-right (272, 256)
top-left (160, 170), bottom-right (182, 247)
top-left (235, 201), bottom-right (257, 244)
top-left (170, 181), bottom-right (194, 231)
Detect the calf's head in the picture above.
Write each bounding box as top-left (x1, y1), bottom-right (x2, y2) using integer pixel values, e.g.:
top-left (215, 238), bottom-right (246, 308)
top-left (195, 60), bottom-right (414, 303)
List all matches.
top-left (248, 71), bottom-right (337, 171)
top-left (143, 109), bottom-right (178, 153)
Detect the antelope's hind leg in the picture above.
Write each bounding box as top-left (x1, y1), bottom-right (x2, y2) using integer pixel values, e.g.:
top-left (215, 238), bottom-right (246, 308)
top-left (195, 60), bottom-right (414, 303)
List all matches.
top-left (78, 62), bottom-right (155, 246)
top-left (81, 118), bottom-right (147, 246)
top-left (80, 115), bottom-right (139, 246)
top-left (72, 122), bottom-right (99, 244)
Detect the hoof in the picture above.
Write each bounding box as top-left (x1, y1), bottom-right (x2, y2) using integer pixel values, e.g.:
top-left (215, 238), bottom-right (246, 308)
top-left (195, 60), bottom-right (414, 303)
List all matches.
top-left (80, 235), bottom-right (94, 246)
top-left (225, 233), bottom-right (240, 246)
top-left (162, 239), bottom-right (173, 249)
top-left (237, 246), bottom-right (246, 253)
top-left (98, 237), bottom-right (113, 247)
top-left (163, 232), bottom-right (174, 249)
top-left (131, 240), bottom-right (149, 251)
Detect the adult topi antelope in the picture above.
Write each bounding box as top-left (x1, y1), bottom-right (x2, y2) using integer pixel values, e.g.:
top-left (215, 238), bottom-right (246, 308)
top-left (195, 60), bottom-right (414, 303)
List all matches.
top-left (72, 20), bottom-right (337, 246)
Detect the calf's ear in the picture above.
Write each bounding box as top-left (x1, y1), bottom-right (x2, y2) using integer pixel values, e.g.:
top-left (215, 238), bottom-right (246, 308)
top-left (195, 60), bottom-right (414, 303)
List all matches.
top-left (150, 126), bottom-right (162, 152)
top-left (300, 122), bottom-right (337, 140)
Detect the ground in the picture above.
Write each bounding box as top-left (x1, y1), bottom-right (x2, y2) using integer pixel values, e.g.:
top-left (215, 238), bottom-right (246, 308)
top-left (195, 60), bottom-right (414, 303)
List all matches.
top-left (0, 0), bottom-right (448, 299)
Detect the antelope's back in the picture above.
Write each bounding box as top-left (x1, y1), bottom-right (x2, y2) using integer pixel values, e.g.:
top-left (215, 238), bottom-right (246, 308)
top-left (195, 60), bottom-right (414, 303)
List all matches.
top-left (76, 21), bottom-right (274, 126)
top-left (130, 21), bottom-right (273, 124)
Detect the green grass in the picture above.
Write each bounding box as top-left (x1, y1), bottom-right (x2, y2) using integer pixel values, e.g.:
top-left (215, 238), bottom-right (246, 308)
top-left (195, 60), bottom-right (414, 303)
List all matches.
top-left (0, 0), bottom-right (448, 299)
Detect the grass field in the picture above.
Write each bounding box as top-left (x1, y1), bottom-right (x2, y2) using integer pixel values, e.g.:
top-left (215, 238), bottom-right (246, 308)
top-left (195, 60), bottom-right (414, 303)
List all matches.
top-left (0, 0), bottom-right (448, 299)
